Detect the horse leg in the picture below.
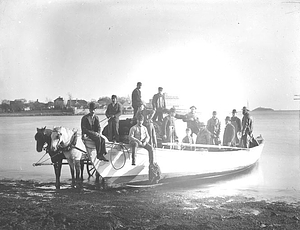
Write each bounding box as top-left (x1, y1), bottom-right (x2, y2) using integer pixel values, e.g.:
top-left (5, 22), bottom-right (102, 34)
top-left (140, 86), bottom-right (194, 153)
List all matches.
top-left (75, 160), bottom-right (82, 189)
top-left (68, 160), bottom-right (76, 188)
top-left (80, 159), bottom-right (84, 182)
top-left (54, 161), bottom-right (62, 190)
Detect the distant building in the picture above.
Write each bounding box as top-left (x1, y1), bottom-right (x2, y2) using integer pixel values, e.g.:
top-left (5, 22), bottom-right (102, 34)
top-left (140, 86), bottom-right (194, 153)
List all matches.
top-left (68, 99), bottom-right (88, 109)
top-left (164, 94), bottom-right (180, 109)
top-left (54, 97), bottom-right (65, 109)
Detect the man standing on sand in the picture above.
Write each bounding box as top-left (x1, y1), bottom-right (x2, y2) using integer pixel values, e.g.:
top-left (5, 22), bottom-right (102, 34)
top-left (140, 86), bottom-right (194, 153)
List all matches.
top-left (131, 82), bottom-right (142, 117)
top-left (241, 106), bottom-right (253, 148)
top-left (105, 95), bottom-right (122, 142)
top-left (223, 116), bottom-right (236, 146)
top-left (231, 109), bottom-right (242, 146)
top-left (152, 87), bottom-right (166, 122)
top-left (81, 102), bottom-right (108, 162)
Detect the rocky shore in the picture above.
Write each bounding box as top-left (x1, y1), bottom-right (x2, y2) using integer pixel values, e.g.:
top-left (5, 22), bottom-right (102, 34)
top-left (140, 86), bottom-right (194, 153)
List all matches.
top-left (1, 179), bottom-right (300, 230)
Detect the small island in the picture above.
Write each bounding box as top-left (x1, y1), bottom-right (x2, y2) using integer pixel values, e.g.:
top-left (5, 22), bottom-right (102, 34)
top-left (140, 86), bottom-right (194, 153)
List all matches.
top-left (252, 107), bottom-right (274, 112)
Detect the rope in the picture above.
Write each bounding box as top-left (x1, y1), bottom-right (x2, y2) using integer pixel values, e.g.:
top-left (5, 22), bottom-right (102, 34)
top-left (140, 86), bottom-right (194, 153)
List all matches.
top-left (33, 150), bottom-right (63, 166)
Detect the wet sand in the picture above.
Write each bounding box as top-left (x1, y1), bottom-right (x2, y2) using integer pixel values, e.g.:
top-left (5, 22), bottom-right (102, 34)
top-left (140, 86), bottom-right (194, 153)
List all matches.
top-left (1, 179), bottom-right (300, 229)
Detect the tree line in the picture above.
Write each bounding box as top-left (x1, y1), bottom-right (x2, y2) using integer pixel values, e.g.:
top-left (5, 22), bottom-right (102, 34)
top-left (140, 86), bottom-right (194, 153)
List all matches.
top-left (0, 96), bottom-right (131, 113)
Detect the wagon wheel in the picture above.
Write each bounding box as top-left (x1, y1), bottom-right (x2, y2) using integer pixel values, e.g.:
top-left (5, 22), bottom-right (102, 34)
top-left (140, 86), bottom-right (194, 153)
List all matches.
top-left (86, 159), bottom-right (97, 178)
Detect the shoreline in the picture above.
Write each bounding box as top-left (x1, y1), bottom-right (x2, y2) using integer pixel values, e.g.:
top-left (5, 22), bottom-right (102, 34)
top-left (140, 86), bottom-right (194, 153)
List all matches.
top-left (1, 179), bottom-right (300, 229)
top-left (0, 109), bottom-right (297, 117)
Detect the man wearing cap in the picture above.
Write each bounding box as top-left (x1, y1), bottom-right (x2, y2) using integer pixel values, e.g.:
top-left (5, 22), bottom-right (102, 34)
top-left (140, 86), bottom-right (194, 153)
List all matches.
top-left (223, 116), bottom-right (235, 146)
top-left (183, 106), bottom-right (199, 137)
top-left (207, 111), bottom-right (221, 145)
top-left (129, 114), bottom-right (154, 166)
top-left (241, 106), bottom-right (253, 148)
top-left (152, 87), bottom-right (166, 122)
top-left (131, 82), bottom-right (143, 117)
top-left (196, 122), bottom-right (211, 145)
top-left (105, 95), bottom-right (122, 142)
top-left (162, 107), bottom-right (178, 143)
top-left (81, 102), bottom-right (108, 162)
top-left (231, 109), bottom-right (242, 146)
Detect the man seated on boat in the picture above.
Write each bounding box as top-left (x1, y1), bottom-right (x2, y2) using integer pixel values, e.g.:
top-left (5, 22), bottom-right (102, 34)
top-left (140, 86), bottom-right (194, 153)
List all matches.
top-left (81, 102), bottom-right (108, 162)
top-left (105, 95), bottom-right (122, 142)
top-left (134, 104), bottom-right (157, 148)
top-left (182, 106), bottom-right (199, 138)
top-left (223, 116), bottom-right (236, 147)
top-left (196, 122), bottom-right (211, 146)
top-left (162, 107), bottom-right (178, 144)
top-left (182, 128), bottom-right (194, 150)
top-left (129, 114), bottom-right (154, 166)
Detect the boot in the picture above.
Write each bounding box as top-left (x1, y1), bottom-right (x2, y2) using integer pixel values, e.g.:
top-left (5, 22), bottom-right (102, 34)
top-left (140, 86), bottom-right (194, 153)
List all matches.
top-left (97, 153), bottom-right (108, 162)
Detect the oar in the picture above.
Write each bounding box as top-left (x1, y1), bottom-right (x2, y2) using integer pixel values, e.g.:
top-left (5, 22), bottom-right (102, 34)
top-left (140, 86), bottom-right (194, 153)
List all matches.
top-left (162, 142), bottom-right (249, 151)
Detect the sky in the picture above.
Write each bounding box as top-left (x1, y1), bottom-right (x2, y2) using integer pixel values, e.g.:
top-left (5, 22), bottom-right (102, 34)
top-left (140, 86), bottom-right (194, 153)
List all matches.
top-left (0, 0), bottom-right (300, 113)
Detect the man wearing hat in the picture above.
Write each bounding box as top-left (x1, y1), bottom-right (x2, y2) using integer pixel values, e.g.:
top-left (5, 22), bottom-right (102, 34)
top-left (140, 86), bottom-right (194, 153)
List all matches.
top-left (207, 111), bottom-right (221, 145)
top-left (183, 106), bottom-right (199, 138)
top-left (231, 109), bottom-right (242, 146)
top-left (81, 102), bottom-right (108, 162)
top-left (241, 106), bottom-right (253, 148)
top-left (132, 82), bottom-right (143, 117)
top-left (152, 87), bottom-right (166, 122)
top-left (223, 116), bottom-right (235, 146)
top-left (162, 107), bottom-right (178, 143)
top-left (196, 121), bottom-right (211, 145)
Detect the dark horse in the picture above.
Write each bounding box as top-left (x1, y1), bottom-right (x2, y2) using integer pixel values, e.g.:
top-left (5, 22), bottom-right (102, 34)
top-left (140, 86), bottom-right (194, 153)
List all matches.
top-left (34, 127), bottom-right (84, 189)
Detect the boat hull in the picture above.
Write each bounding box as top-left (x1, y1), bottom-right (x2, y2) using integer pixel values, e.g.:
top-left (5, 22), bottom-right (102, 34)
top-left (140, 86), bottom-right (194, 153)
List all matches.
top-left (83, 137), bottom-right (264, 186)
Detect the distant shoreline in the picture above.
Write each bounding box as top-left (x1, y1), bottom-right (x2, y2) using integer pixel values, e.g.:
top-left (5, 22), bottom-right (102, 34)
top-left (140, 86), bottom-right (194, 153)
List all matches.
top-left (0, 109), bottom-right (297, 117)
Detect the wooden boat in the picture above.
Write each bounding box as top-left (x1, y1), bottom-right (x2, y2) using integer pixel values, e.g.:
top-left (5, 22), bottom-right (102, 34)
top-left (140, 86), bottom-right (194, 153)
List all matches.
top-left (83, 135), bottom-right (264, 187)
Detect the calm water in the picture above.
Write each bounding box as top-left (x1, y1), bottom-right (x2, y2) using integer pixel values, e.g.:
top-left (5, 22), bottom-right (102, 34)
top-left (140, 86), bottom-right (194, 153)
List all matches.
top-left (0, 111), bottom-right (299, 202)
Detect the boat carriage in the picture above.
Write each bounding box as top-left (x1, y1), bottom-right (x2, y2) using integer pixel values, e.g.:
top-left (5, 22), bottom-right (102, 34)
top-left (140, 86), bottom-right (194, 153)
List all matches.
top-left (83, 118), bottom-right (264, 187)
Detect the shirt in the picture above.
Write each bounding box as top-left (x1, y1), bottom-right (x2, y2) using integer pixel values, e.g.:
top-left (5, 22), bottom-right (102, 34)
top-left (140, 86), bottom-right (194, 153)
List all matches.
top-left (129, 124), bottom-right (149, 143)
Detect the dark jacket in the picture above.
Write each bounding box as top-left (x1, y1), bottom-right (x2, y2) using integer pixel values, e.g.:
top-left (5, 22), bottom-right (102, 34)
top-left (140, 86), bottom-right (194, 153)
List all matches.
top-left (223, 123), bottom-right (235, 146)
top-left (81, 114), bottom-right (101, 138)
top-left (152, 93), bottom-right (166, 110)
top-left (131, 88), bottom-right (142, 109)
top-left (242, 112), bottom-right (253, 136)
top-left (105, 102), bottom-right (122, 121)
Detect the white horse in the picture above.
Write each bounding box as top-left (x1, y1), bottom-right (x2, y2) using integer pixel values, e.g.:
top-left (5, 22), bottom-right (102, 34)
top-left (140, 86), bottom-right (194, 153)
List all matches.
top-left (50, 126), bottom-right (87, 188)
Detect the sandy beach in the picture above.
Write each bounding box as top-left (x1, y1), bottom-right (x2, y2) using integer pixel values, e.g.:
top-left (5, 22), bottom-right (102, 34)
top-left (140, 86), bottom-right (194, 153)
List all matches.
top-left (1, 179), bottom-right (300, 230)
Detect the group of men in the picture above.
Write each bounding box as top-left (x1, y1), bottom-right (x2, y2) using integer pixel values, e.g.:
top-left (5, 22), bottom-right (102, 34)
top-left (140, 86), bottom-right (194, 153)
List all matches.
top-left (81, 81), bottom-right (254, 164)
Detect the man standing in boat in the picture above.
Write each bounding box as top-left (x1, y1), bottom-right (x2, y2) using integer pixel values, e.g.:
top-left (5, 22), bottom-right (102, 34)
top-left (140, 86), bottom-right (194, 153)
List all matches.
top-left (81, 102), bottom-right (108, 162)
top-left (241, 106), bottom-right (253, 148)
top-left (207, 111), bottom-right (221, 145)
top-left (162, 107), bottom-right (178, 143)
top-left (223, 116), bottom-right (236, 146)
top-left (134, 104), bottom-right (157, 148)
top-left (105, 95), bottom-right (122, 142)
top-left (131, 82), bottom-right (143, 117)
top-left (183, 106), bottom-right (199, 138)
top-left (129, 114), bottom-right (154, 166)
top-left (231, 109), bottom-right (242, 146)
top-left (196, 122), bottom-right (211, 145)
top-left (152, 87), bottom-right (166, 122)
